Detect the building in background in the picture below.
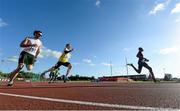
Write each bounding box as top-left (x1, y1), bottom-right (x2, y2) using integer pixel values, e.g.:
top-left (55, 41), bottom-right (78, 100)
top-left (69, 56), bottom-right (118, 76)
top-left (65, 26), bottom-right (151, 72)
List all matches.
top-left (164, 74), bottom-right (172, 81)
top-left (98, 74), bottom-right (147, 82)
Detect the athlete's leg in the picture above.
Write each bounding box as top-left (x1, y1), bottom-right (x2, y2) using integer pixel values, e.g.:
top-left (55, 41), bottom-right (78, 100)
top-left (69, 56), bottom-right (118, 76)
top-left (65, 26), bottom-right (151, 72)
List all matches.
top-left (127, 61), bottom-right (143, 74)
top-left (26, 64), bottom-right (33, 71)
top-left (49, 77), bottom-right (53, 83)
top-left (8, 63), bottom-right (24, 85)
top-left (53, 75), bottom-right (58, 82)
top-left (48, 73), bottom-right (53, 83)
top-left (25, 53), bottom-right (35, 71)
top-left (66, 63), bottom-right (72, 76)
top-left (51, 75), bottom-right (55, 83)
top-left (61, 62), bottom-right (72, 83)
top-left (54, 61), bottom-right (61, 70)
top-left (8, 51), bottom-right (26, 86)
top-left (51, 74), bottom-right (56, 83)
top-left (131, 64), bottom-right (142, 74)
top-left (46, 67), bottom-right (57, 74)
top-left (143, 63), bottom-right (156, 82)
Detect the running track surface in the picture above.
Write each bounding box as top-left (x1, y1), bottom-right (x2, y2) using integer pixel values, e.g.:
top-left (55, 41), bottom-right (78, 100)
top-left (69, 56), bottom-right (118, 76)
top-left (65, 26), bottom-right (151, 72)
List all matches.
top-left (0, 81), bottom-right (180, 110)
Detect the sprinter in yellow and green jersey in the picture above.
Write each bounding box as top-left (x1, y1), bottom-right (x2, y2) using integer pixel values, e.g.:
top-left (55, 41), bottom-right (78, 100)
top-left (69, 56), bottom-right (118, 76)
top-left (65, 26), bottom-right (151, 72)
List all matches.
top-left (41, 44), bottom-right (73, 83)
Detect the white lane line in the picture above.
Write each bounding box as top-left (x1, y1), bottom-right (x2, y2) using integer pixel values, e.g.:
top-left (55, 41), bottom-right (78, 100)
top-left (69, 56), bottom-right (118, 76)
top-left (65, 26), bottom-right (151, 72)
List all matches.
top-left (0, 92), bottom-right (179, 110)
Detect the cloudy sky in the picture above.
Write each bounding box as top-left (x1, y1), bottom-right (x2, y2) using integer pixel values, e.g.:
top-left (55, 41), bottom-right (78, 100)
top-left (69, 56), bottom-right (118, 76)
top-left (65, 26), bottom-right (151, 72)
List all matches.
top-left (0, 0), bottom-right (180, 78)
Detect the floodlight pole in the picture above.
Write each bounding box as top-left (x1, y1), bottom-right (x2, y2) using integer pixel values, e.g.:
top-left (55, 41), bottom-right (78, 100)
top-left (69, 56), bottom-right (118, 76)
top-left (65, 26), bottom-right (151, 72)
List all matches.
top-left (125, 57), bottom-right (129, 76)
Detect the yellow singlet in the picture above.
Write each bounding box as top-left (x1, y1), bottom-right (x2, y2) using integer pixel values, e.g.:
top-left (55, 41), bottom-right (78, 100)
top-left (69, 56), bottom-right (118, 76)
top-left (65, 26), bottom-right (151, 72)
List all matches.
top-left (59, 53), bottom-right (68, 63)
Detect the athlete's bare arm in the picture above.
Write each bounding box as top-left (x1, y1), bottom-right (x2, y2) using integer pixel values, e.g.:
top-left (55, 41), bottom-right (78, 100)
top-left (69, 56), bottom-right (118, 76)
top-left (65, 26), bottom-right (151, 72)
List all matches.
top-left (136, 52), bottom-right (149, 62)
top-left (20, 37), bottom-right (38, 48)
top-left (143, 58), bottom-right (149, 62)
top-left (20, 37), bottom-right (30, 47)
top-left (64, 48), bottom-right (74, 54)
top-left (35, 46), bottom-right (40, 58)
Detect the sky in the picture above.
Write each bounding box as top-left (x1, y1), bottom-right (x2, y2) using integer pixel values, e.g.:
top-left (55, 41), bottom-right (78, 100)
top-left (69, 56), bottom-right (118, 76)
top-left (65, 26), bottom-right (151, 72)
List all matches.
top-left (0, 0), bottom-right (180, 78)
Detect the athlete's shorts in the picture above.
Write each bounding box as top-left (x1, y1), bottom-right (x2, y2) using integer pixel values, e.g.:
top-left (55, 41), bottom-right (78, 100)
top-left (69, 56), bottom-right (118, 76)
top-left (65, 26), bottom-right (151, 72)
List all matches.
top-left (19, 51), bottom-right (35, 65)
top-left (138, 60), bottom-right (147, 66)
top-left (54, 61), bottom-right (71, 69)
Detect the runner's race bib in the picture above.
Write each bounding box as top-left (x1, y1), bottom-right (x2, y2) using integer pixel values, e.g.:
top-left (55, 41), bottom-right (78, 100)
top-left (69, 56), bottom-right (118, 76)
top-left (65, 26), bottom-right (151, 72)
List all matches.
top-left (23, 38), bottom-right (42, 56)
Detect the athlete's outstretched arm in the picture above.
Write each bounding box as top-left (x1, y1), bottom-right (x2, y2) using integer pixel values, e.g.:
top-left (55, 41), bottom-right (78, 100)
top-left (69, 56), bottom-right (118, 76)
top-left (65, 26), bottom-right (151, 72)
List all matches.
top-left (143, 58), bottom-right (149, 62)
top-left (64, 48), bottom-right (74, 54)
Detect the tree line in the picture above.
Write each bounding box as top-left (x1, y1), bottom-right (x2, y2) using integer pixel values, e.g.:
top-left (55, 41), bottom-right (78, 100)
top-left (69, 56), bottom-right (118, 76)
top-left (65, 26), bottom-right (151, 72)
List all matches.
top-left (0, 70), bottom-right (95, 81)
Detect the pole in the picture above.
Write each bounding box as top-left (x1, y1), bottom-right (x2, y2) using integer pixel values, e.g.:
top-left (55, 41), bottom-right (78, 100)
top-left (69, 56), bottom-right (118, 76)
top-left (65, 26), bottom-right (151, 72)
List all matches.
top-left (125, 57), bottom-right (129, 75)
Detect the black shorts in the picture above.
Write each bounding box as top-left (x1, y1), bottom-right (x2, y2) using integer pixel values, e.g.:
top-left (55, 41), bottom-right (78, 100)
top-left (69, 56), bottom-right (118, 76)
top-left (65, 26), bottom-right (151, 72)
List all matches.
top-left (19, 51), bottom-right (35, 65)
top-left (54, 61), bottom-right (71, 69)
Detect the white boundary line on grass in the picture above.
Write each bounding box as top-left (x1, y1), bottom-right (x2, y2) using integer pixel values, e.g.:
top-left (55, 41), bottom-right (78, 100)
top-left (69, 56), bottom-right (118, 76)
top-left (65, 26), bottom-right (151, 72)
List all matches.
top-left (0, 92), bottom-right (179, 110)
